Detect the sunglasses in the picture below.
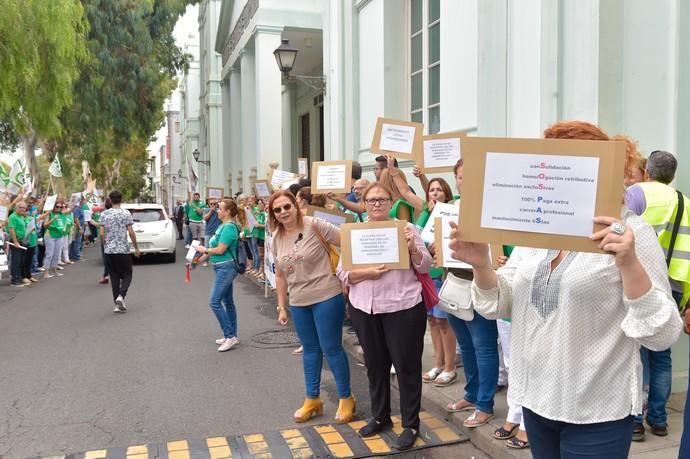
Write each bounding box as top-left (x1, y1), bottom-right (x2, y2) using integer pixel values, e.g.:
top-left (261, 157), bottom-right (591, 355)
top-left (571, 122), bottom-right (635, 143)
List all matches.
top-left (54, 205), bottom-right (64, 209)
top-left (272, 203), bottom-right (293, 214)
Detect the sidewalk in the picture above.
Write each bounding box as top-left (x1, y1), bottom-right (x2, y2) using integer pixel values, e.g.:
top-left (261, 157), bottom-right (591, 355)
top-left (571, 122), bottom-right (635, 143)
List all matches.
top-left (244, 274), bottom-right (683, 458)
top-left (342, 330), bottom-right (684, 459)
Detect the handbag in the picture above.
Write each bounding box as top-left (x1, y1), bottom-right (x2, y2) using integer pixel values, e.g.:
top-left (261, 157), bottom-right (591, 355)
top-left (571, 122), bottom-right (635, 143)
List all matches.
top-left (228, 223), bottom-right (247, 274)
top-left (414, 270), bottom-right (440, 311)
top-left (438, 272), bottom-right (474, 321)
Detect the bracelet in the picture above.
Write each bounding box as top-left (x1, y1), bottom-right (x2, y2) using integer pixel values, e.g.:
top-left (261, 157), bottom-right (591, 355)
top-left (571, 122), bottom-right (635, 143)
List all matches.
top-left (276, 306), bottom-right (286, 312)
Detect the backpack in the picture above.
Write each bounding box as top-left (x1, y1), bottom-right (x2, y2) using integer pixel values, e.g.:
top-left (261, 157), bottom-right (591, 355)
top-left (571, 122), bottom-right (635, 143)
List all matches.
top-left (228, 222), bottom-right (247, 274)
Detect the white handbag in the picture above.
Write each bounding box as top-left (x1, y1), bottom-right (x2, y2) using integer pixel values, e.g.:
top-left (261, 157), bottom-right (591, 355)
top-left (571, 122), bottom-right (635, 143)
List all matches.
top-left (438, 272), bottom-right (474, 321)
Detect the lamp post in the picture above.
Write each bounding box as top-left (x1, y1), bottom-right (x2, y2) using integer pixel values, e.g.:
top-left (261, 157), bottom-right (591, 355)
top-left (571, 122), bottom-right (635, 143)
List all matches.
top-left (192, 148), bottom-right (210, 166)
top-left (273, 39), bottom-right (326, 93)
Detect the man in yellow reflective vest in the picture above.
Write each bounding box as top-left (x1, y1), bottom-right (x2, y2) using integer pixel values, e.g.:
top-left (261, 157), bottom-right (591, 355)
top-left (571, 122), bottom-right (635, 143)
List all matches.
top-left (625, 150), bottom-right (690, 443)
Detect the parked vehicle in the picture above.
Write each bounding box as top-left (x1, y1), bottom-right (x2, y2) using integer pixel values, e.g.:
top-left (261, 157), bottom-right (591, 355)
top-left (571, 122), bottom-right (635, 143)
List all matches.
top-left (122, 204), bottom-right (176, 263)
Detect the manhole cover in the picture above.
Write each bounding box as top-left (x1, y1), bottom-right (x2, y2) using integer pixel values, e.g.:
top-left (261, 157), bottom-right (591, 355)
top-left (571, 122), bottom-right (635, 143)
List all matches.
top-left (252, 329), bottom-right (300, 346)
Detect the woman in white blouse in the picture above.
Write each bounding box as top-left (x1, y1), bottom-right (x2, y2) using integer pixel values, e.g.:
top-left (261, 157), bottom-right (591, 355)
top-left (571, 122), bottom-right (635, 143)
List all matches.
top-left (448, 121), bottom-right (682, 458)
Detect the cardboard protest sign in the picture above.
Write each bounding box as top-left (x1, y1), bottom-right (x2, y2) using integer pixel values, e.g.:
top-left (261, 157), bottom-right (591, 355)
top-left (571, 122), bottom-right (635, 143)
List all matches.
top-left (458, 137), bottom-right (625, 253)
top-left (370, 117), bottom-right (423, 161)
top-left (434, 217), bottom-right (503, 270)
top-left (305, 206), bottom-right (354, 228)
top-left (311, 161), bottom-right (353, 195)
top-left (271, 169), bottom-right (297, 189)
top-left (340, 220), bottom-right (410, 271)
top-left (421, 131), bottom-right (467, 173)
top-left (43, 195), bottom-right (58, 212)
top-left (297, 158), bottom-right (309, 177)
top-left (254, 180), bottom-right (272, 198)
top-left (206, 187), bottom-right (224, 200)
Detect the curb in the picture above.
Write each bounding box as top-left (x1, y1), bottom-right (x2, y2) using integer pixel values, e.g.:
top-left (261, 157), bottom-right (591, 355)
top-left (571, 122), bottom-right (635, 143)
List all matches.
top-left (341, 335), bottom-right (530, 459)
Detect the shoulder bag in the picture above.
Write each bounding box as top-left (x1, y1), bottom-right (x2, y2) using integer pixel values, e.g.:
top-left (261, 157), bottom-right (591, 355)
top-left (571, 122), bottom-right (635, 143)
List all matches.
top-left (311, 220), bottom-right (340, 274)
top-left (437, 272), bottom-right (474, 321)
top-left (227, 223), bottom-right (247, 274)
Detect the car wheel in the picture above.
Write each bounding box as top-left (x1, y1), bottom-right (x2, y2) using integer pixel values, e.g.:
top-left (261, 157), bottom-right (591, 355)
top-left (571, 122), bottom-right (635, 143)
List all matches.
top-left (165, 251), bottom-right (176, 263)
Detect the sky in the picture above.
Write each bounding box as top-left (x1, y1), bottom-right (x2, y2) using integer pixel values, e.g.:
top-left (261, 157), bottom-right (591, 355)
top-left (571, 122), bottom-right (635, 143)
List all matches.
top-left (147, 4), bottom-right (200, 159)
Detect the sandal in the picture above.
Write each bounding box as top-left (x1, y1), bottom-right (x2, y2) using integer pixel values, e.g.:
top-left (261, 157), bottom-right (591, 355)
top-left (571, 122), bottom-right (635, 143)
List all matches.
top-left (292, 346), bottom-right (304, 355)
top-left (422, 367), bottom-right (443, 383)
top-left (433, 371), bottom-right (457, 387)
top-left (463, 410), bottom-right (493, 428)
top-left (493, 424), bottom-right (519, 440)
top-left (506, 437), bottom-right (529, 449)
top-left (446, 399), bottom-right (475, 413)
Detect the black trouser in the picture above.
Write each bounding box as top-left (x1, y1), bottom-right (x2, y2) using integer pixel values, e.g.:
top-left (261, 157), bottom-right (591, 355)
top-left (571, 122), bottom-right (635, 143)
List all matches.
top-left (105, 253), bottom-right (133, 302)
top-left (175, 218), bottom-right (183, 239)
top-left (349, 302), bottom-right (426, 429)
top-left (100, 243), bottom-right (109, 277)
top-left (22, 246), bottom-right (35, 280)
top-left (88, 223), bottom-right (97, 243)
top-left (9, 245), bottom-right (25, 284)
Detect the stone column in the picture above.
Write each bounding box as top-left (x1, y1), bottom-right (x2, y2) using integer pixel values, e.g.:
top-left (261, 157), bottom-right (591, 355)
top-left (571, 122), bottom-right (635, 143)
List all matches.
top-left (240, 50), bottom-right (256, 191)
top-left (229, 66), bottom-right (243, 194)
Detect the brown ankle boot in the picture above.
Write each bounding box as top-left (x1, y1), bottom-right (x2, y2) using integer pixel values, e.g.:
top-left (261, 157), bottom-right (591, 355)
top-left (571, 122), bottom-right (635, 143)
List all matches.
top-left (294, 397), bottom-right (323, 423)
top-left (335, 396), bottom-right (356, 424)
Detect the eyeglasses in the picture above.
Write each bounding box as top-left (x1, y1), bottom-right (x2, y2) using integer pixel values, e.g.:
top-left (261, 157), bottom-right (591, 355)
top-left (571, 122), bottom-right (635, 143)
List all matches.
top-left (272, 203), bottom-right (293, 214)
top-left (54, 205), bottom-right (64, 209)
top-left (364, 198), bottom-right (391, 207)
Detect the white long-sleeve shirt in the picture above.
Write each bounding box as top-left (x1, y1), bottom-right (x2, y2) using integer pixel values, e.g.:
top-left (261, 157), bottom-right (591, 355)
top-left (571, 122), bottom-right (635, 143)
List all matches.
top-left (472, 210), bottom-right (682, 424)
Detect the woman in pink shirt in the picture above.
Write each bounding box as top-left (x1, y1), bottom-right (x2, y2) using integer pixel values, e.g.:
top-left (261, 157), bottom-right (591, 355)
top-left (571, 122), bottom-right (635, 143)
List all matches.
top-left (337, 182), bottom-right (432, 451)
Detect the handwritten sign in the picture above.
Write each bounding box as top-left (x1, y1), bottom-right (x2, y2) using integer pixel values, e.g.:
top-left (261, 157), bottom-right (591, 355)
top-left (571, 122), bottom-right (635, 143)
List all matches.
top-left (370, 117), bottom-right (423, 161)
top-left (206, 187), bottom-right (224, 200)
top-left (254, 180), bottom-right (272, 198)
top-left (306, 206), bottom-right (354, 228)
top-left (298, 158), bottom-right (308, 177)
top-left (421, 202), bottom-right (459, 244)
top-left (43, 195), bottom-right (58, 212)
top-left (0, 205), bottom-right (8, 222)
top-left (421, 131), bottom-right (467, 173)
top-left (271, 169), bottom-right (297, 189)
top-left (311, 161), bottom-right (353, 194)
top-left (340, 220), bottom-right (410, 270)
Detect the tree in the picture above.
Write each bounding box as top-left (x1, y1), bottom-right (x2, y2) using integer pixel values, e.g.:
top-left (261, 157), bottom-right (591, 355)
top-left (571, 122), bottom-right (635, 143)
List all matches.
top-left (0, 0), bottom-right (89, 181)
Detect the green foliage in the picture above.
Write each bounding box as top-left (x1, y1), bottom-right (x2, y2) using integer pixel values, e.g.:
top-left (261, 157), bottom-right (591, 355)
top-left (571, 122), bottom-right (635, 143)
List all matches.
top-left (0, 0), bottom-right (89, 137)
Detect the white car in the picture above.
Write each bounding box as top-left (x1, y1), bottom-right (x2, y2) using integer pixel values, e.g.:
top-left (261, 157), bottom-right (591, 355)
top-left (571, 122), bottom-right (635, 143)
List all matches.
top-left (122, 203), bottom-right (177, 262)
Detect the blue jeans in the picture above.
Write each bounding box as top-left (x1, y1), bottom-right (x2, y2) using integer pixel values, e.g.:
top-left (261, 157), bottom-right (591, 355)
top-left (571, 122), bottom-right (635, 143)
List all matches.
top-left (31, 247), bottom-right (39, 273)
top-left (184, 224), bottom-right (192, 245)
top-left (208, 262), bottom-right (238, 338)
top-left (448, 313), bottom-right (499, 414)
top-left (290, 294), bottom-right (351, 399)
top-left (248, 236), bottom-right (260, 270)
top-left (69, 230), bottom-right (83, 260)
top-left (523, 408), bottom-right (633, 458)
top-left (635, 290), bottom-right (681, 428)
top-left (679, 337), bottom-right (690, 459)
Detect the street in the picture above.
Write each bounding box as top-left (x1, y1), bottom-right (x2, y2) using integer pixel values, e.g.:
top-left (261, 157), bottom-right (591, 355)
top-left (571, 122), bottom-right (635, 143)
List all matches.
top-left (0, 242), bottom-right (484, 459)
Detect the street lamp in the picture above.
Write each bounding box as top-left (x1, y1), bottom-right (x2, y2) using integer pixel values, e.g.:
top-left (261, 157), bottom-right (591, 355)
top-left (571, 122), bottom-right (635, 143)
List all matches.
top-left (192, 148), bottom-right (210, 166)
top-left (273, 39), bottom-right (326, 93)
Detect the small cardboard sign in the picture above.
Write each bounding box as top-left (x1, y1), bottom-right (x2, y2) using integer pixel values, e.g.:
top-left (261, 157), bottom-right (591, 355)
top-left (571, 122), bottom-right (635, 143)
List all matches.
top-left (340, 220), bottom-right (410, 271)
top-left (421, 131), bottom-right (468, 173)
top-left (271, 169), bottom-right (297, 189)
top-left (206, 187), bottom-right (224, 200)
top-left (305, 206), bottom-right (354, 228)
top-left (298, 158), bottom-right (309, 177)
top-left (458, 137), bottom-right (625, 253)
top-left (370, 117), bottom-right (423, 161)
top-left (311, 161), bottom-right (353, 195)
top-left (254, 180), bottom-right (272, 198)
top-left (43, 195), bottom-right (58, 213)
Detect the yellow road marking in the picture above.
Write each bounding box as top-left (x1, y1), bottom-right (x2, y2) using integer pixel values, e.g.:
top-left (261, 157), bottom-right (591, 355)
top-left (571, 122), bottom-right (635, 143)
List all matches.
top-left (84, 450), bottom-right (107, 459)
top-left (313, 425), bottom-right (336, 434)
top-left (206, 437), bottom-right (229, 448)
top-left (363, 437), bottom-right (391, 454)
top-left (208, 446), bottom-right (232, 459)
top-left (280, 429), bottom-right (313, 459)
top-left (244, 433), bottom-right (270, 456)
top-left (326, 442), bottom-right (354, 458)
top-left (168, 451), bottom-right (190, 459)
top-left (433, 426), bottom-right (460, 442)
top-left (167, 440), bottom-right (189, 452)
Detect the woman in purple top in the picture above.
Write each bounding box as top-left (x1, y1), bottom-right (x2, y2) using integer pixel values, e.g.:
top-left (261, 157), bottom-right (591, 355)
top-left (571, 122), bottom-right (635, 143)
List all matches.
top-left (336, 182), bottom-right (432, 451)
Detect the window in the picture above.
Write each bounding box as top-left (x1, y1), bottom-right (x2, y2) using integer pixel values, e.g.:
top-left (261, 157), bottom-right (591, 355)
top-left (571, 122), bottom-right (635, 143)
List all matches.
top-left (128, 208), bottom-right (165, 222)
top-left (409, 0), bottom-right (440, 133)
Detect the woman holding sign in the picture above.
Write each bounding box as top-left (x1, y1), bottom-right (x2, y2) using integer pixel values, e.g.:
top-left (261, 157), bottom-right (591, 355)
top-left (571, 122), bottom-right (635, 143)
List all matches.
top-left (448, 121), bottom-right (683, 457)
top-left (270, 190), bottom-right (355, 425)
top-left (337, 183), bottom-right (432, 451)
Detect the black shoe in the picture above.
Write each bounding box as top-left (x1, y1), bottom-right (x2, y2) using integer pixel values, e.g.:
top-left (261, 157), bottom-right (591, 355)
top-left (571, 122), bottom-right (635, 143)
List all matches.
top-left (649, 424), bottom-right (668, 436)
top-left (632, 423), bottom-right (645, 441)
top-left (358, 418), bottom-right (392, 437)
top-left (395, 427), bottom-right (418, 450)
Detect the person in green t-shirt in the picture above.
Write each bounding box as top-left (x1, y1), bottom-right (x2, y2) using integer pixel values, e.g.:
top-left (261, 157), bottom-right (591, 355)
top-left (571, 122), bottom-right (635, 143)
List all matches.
top-left (194, 198), bottom-right (243, 352)
top-left (252, 200), bottom-right (267, 280)
top-left (42, 200), bottom-right (68, 277)
top-left (7, 201), bottom-right (33, 286)
top-left (61, 205), bottom-right (75, 264)
top-left (186, 192), bottom-right (207, 244)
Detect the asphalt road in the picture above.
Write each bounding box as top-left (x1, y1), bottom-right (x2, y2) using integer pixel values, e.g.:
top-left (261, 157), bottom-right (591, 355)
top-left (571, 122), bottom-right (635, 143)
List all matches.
top-left (0, 241), bottom-right (484, 459)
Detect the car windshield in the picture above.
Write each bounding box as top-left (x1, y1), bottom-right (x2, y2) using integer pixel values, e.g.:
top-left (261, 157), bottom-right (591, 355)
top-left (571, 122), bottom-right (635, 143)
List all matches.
top-left (129, 209), bottom-right (165, 223)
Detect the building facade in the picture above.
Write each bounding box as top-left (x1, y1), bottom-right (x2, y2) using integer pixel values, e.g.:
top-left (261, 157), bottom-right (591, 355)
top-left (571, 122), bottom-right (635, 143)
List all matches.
top-left (179, 38), bottom-right (202, 195)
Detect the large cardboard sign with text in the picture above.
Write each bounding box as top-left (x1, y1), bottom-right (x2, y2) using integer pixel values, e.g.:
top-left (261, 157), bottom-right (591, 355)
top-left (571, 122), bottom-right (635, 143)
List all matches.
top-left (370, 117), bottom-right (423, 161)
top-left (458, 137), bottom-right (625, 253)
top-left (340, 220), bottom-right (410, 271)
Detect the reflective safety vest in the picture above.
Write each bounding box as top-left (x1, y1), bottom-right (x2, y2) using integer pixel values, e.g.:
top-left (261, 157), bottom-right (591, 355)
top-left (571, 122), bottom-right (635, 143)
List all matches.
top-left (639, 181), bottom-right (690, 309)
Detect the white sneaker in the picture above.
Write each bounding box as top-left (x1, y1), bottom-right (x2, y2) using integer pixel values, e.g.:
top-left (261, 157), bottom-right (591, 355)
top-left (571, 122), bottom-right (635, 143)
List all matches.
top-left (218, 337), bottom-right (239, 352)
top-left (38, 267), bottom-right (46, 272)
top-left (21, 278), bottom-right (31, 285)
top-left (56, 266), bottom-right (64, 271)
top-left (390, 365), bottom-right (396, 375)
top-left (215, 338), bottom-right (226, 345)
top-left (55, 271), bottom-right (64, 277)
top-left (115, 295), bottom-right (127, 312)
top-left (44, 272), bottom-right (54, 279)
top-left (184, 244), bottom-right (190, 249)
top-left (113, 306), bottom-right (125, 313)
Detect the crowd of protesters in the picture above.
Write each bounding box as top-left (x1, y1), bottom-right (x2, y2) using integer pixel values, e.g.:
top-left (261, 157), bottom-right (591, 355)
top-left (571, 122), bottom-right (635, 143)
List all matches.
top-left (182, 120), bottom-right (690, 456)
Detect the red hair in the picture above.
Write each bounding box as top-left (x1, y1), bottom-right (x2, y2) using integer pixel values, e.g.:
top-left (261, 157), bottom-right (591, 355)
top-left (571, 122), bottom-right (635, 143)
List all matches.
top-left (612, 134), bottom-right (641, 182)
top-left (543, 121), bottom-right (609, 141)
